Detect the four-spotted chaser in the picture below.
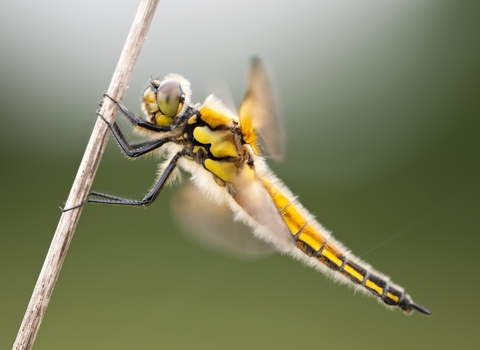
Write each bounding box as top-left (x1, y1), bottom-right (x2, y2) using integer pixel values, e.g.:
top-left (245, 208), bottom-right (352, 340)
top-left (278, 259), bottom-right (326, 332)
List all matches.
top-left (64, 58), bottom-right (431, 315)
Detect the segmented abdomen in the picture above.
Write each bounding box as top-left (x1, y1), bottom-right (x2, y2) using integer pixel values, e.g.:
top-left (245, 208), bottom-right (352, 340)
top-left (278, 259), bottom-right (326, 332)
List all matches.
top-left (260, 177), bottom-right (419, 314)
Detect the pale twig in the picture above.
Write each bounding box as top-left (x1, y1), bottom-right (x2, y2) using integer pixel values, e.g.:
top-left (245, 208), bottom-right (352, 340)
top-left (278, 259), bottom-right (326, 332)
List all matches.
top-left (12, 1), bottom-right (160, 349)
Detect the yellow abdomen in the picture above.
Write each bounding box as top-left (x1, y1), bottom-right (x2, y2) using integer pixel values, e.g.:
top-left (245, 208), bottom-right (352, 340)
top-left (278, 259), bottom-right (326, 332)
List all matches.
top-left (260, 177), bottom-right (416, 313)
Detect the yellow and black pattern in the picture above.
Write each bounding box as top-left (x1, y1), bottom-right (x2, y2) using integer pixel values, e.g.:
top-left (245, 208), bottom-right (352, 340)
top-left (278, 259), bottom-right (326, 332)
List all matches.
top-left (177, 101), bottom-right (256, 187)
top-left (181, 104), bottom-right (429, 314)
top-left (260, 178), bottom-right (429, 314)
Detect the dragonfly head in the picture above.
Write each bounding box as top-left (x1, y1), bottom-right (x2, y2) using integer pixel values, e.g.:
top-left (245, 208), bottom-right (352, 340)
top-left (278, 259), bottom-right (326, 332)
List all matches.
top-left (142, 74), bottom-right (192, 126)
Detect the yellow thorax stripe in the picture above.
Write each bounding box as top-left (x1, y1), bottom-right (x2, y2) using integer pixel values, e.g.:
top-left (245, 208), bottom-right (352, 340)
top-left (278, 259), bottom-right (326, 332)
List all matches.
top-left (193, 126), bottom-right (237, 158)
top-left (199, 106), bottom-right (234, 129)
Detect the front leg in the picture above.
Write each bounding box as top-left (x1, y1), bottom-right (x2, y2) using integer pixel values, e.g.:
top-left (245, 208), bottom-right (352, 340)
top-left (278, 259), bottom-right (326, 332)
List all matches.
top-left (103, 93), bottom-right (171, 133)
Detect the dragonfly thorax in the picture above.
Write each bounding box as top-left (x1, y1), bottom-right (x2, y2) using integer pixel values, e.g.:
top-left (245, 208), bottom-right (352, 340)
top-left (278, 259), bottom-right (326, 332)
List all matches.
top-left (180, 95), bottom-right (254, 185)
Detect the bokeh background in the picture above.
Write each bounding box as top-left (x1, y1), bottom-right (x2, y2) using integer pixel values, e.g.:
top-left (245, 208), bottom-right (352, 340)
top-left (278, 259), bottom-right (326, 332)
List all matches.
top-left (1, 0), bottom-right (479, 349)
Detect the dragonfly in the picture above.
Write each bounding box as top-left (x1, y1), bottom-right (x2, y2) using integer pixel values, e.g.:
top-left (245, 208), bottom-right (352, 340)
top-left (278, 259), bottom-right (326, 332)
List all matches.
top-left (64, 58), bottom-right (431, 315)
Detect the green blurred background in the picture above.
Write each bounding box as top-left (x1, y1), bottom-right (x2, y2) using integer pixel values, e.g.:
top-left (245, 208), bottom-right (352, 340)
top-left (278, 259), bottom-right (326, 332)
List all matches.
top-left (1, 0), bottom-right (479, 349)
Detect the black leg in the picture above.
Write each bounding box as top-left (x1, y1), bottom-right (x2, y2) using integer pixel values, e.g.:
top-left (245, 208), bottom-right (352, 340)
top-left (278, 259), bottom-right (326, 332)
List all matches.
top-left (62, 152), bottom-right (182, 212)
top-left (97, 111), bottom-right (171, 158)
top-left (103, 93), bottom-right (171, 133)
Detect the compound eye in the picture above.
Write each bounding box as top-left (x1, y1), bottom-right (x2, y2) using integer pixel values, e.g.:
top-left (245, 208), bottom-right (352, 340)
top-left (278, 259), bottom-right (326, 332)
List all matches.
top-left (156, 78), bottom-right (184, 117)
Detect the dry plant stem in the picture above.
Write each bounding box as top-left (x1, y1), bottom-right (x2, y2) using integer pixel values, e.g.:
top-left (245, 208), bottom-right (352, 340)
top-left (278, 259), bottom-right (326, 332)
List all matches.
top-left (12, 1), bottom-right (160, 349)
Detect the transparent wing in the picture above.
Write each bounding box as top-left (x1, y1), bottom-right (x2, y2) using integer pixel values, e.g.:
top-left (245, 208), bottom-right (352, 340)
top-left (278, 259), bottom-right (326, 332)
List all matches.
top-left (239, 57), bottom-right (283, 160)
top-left (171, 181), bottom-right (273, 260)
top-left (228, 165), bottom-right (294, 253)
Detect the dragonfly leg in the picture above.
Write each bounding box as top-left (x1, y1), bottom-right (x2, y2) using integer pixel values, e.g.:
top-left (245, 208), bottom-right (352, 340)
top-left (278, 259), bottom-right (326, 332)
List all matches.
top-left (96, 110), bottom-right (171, 158)
top-left (61, 152), bottom-right (182, 212)
top-left (103, 93), bottom-right (171, 132)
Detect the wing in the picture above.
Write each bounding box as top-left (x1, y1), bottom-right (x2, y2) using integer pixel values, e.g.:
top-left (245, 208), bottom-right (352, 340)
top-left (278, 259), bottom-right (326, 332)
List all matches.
top-left (225, 163), bottom-right (295, 254)
top-left (171, 180), bottom-right (273, 260)
top-left (239, 57), bottom-right (283, 160)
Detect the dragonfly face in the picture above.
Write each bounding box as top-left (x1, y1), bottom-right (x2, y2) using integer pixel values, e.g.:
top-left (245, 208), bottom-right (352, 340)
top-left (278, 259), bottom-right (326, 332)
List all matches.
top-left (65, 58), bottom-right (431, 316)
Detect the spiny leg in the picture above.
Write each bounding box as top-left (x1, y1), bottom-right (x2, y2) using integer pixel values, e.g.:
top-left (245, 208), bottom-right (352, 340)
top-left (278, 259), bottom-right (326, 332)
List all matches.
top-left (96, 111), bottom-right (172, 158)
top-left (62, 152), bottom-right (182, 212)
top-left (103, 93), bottom-right (171, 133)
